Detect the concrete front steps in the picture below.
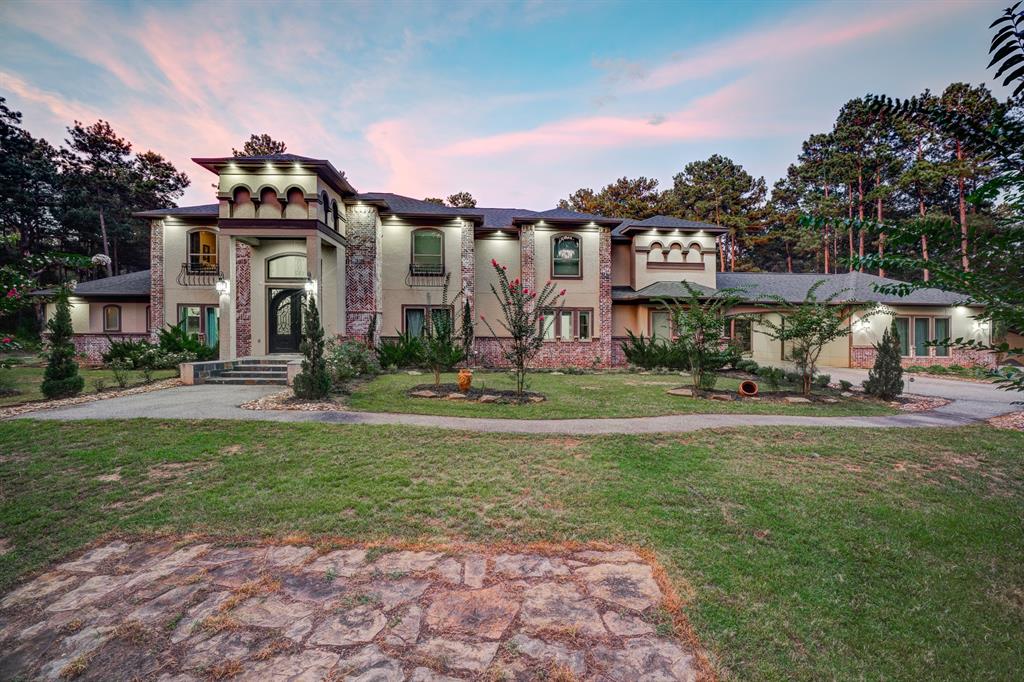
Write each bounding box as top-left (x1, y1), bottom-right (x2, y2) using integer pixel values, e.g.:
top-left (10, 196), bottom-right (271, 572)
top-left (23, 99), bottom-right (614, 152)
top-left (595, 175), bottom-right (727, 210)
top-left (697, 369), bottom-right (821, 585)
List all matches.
top-left (181, 357), bottom-right (299, 386)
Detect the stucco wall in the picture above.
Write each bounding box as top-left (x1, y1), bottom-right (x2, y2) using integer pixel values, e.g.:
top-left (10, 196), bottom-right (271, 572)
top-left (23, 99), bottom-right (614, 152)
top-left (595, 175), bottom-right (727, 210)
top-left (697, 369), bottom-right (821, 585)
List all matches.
top-left (631, 232), bottom-right (717, 290)
top-left (159, 218), bottom-right (219, 331)
top-left (532, 226), bottom-right (603, 337)
top-left (247, 239), bottom-right (309, 356)
top-left (610, 242), bottom-right (631, 286)
top-left (474, 234), bottom-right (521, 337)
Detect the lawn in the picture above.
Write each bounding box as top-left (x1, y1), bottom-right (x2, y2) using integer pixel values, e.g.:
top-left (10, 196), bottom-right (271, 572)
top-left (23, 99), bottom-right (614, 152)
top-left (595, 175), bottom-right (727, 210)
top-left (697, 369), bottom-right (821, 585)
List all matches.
top-left (1, 420), bottom-right (1021, 680)
top-left (0, 366), bottom-right (178, 407)
top-left (347, 370), bottom-right (898, 418)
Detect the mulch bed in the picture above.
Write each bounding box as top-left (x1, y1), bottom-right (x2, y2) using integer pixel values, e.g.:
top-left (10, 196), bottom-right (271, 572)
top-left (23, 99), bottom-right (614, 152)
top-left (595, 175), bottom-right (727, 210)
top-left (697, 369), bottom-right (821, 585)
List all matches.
top-left (0, 378), bottom-right (182, 419)
top-left (987, 411), bottom-right (1024, 431)
top-left (407, 383), bottom-right (546, 404)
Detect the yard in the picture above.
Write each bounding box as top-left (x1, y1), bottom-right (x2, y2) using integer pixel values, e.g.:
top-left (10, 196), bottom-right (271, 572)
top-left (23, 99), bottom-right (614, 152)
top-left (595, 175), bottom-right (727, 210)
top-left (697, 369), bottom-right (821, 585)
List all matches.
top-left (346, 370), bottom-right (898, 418)
top-left (0, 366), bottom-right (178, 407)
top-left (0, 419), bottom-right (1021, 680)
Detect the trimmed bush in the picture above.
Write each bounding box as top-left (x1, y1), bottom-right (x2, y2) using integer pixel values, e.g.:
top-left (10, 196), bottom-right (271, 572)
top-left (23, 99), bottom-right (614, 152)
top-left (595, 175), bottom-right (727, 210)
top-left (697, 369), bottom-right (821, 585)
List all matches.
top-left (864, 323), bottom-right (904, 400)
top-left (293, 295), bottom-right (331, 400)
top-left (41, 289), bottom-right (84, 399)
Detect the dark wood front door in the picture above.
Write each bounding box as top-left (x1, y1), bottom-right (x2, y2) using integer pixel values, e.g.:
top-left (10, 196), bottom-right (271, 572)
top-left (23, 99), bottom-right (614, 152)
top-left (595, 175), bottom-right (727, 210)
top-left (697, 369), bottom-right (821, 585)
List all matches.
top-left (268, 288), bottom-right (303, 353)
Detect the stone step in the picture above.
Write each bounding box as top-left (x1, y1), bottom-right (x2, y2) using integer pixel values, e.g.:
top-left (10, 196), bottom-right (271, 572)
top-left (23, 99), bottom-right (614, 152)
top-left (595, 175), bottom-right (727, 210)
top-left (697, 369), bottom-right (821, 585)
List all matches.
top-left (203, 376), bottom-right (288, 386)
top-left (218, 368), bottom-right (288, 376)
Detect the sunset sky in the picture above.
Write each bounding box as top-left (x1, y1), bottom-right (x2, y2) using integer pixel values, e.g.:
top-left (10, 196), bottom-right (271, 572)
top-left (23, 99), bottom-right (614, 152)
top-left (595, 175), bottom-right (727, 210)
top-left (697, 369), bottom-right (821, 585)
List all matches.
top-left (0, 0), bottom-right (1011, 208)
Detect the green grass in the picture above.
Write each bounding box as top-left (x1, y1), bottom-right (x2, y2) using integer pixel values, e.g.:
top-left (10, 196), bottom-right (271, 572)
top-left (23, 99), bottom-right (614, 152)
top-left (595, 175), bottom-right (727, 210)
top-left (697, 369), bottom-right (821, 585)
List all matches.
top-left (347, 371), bottom-right (898, 418)
top-left (1, 419), bottom-right (1022, 680)
top-left (0, 366), bottom-right (177, 407)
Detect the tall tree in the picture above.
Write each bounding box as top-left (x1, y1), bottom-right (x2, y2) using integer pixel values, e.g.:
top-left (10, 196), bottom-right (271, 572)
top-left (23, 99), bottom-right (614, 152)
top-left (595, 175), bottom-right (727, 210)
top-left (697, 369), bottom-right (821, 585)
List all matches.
top-left (446, 191), bottom-right (477, 208)
top-left (232, 133), bottom-right (287, 157)
top-left (559, 176), bottom-right (664, 219)
top-left (833, 98), bottom-right (875, 268)
top-left (669, 155), bottom-right (766, 271)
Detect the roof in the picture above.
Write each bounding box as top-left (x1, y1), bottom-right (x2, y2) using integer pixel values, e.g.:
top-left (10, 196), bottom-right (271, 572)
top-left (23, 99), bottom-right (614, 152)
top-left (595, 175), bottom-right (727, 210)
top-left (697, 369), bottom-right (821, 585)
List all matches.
top-left (612, 214), bottom-right (726, 237)
top-left (356, 193), bottom-right (620, 228)
top-left (33, 270), bottom-right (151, 299)
top-left (612, 272), bottom-right (972, 306)
top-left (192, 154), bottom-right (357, 196)
top-left (134, 203), bottom-right (219, 218)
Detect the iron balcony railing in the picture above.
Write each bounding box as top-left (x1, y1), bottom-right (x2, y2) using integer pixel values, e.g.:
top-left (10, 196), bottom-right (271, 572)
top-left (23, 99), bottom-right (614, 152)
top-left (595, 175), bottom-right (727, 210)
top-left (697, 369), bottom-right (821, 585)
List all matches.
top-left (176, 262), bottom-right (221, 287)
top-left (405, 263), bottom-right (447, 287)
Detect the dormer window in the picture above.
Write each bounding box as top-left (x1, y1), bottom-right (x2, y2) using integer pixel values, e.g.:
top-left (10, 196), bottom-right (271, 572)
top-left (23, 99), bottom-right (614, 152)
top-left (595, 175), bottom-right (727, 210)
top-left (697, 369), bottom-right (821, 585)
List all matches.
top-left (411, 229), bottom-right (444, 275)
top-left (552, 234), bottom-right (581, 278)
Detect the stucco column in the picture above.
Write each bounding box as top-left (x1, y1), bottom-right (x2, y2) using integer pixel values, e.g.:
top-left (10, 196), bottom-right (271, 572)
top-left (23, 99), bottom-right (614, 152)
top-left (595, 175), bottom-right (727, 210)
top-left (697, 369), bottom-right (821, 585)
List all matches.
top-left (306, 234), bottom-right (322, 304)
top-left (217, 233), bottom-right (234, 360)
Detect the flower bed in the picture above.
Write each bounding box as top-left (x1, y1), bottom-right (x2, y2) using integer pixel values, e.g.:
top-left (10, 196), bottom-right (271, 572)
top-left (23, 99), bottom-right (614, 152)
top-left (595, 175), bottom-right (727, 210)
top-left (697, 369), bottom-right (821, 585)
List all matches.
top-left (406, 382), bottom-right (546, 404)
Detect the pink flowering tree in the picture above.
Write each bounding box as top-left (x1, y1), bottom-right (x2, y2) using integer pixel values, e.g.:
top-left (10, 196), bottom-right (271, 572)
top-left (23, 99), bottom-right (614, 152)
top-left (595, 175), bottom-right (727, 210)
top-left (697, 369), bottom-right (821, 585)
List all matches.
top-left (480, 259), bottom-right (565, 396)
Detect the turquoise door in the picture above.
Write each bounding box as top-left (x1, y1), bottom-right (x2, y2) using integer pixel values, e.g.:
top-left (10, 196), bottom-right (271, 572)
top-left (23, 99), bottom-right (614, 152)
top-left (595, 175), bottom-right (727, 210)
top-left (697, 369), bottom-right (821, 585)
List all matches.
top-left (205, 306), bottom-right (219, 349)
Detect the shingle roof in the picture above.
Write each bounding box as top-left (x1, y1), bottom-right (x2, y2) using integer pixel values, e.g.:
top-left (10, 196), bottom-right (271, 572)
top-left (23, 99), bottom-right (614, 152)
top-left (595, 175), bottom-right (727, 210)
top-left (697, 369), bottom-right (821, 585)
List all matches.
top-left (612, 214), bottom-right (726, 237)
top-left (134, 203), bottom-right (219, 218)
top-left (612, 272), bottom-right (973, 306)
top-left (33, 270), bottom-right (151, 299)
top-left (356, 193), bottom-right (619, 228)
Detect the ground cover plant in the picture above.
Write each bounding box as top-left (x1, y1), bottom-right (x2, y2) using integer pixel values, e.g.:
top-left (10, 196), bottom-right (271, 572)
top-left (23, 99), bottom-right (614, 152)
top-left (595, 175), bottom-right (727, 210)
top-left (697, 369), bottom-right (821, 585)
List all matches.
top-left (349, 371), bottom-right (896, 419)
top-left (0, 420), bottom-right (1021, 680)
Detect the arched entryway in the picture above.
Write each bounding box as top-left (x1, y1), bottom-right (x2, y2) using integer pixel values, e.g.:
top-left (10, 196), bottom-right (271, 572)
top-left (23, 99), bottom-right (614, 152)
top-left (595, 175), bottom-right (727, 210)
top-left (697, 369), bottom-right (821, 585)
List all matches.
top-left (268, 288), bottom-right (303, 353)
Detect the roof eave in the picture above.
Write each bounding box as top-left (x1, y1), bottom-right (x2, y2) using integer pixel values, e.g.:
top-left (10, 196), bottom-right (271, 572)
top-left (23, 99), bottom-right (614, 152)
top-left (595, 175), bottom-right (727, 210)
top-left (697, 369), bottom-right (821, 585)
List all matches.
top-left (190, 156), bottom-right (358, 197)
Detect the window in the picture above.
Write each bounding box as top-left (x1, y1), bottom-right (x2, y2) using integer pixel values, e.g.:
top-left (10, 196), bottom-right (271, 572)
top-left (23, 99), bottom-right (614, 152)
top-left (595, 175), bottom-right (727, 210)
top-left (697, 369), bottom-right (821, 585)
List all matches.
top-left (331, 200), bottom-right (340, 231)
top-left (102, 305), bottom-right (121, 332)
top-left (552, 234), bottom-right (581, 278)
top-left (894, 317), bottom-right (911, 357)
top-left (541, 308), bottom-right (594, 340)
top-left (321, 191), bottom-right (330, 223)
top-left (403, 305), bottom-right (452, 337)
top-left (411, 229), bottom-right (444, 275)
top-left (933, 317), bottom-right (950, 357)
top-left (178, 304), bottom-right (219, 348)
top-left (650, 309), bottom-right (672, 339)
top-left (914, 317), bottom-right (930, 357)
top-left (894, 316), bottom-right (951, 358)
top-left (187, 230), bottom-right (218, 273)
top-left (145, 305), bottom-right (151, 333)
top-left (731, 318), bottom-right (752, 353)
top-left (267, 254), bottom-right (307, 280)
top-left (178, 305), bottom-right (202, 337)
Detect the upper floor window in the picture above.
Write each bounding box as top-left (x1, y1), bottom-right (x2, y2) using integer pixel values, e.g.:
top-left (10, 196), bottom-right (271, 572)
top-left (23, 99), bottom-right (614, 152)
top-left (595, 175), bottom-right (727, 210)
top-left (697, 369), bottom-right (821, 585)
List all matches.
top-left (411, 229), bottom-right (444, 275)
top-left (321, 191), bottom-right (331, 223)
top-left (267, 254), bottom-right (307, 280)
top-left (103, 305), bottom-right (121, 332)
top-left (552, 234), bottom-right (581, 278)
top-left (187, 230), bottom-right (218, 273)
top-left (331, 200), bottom-right (340, 231)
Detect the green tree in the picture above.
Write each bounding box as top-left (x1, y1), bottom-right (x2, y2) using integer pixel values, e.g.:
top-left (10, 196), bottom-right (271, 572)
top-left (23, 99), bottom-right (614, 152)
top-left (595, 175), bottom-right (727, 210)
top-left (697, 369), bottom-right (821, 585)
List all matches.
top-left (558, 176), bottom-right (665, 219)
top-left (669, 155), bottom-right (767, 272)
top-left (292, 294), bottom-right (331, 399)
top-left (41, 287), bottom-right (84, 399)
top-left (423, 197), bottom-right (446, 206)
top-left (757, 280), bottom-right (873, 395)
top-left (446, 191), bottom-right (477, 208)
top-left (421, 276), bottom-right (467, 387)
top-left (863, 323), bottom-right (904, 400)
top-left (232, 133), bottom-right (287, 157)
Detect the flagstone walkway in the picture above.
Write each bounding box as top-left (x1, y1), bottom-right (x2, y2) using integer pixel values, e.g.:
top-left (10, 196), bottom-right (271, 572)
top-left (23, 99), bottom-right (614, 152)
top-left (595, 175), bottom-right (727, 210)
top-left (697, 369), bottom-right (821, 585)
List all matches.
top-left (0, 539), bottom-right (700, 681)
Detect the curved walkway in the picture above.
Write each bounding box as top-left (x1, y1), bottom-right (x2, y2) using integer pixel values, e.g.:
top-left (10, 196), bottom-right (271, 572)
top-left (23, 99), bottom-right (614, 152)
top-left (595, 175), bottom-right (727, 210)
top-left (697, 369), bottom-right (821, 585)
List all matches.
top-left (15, 371), bottom-right (1018, 434)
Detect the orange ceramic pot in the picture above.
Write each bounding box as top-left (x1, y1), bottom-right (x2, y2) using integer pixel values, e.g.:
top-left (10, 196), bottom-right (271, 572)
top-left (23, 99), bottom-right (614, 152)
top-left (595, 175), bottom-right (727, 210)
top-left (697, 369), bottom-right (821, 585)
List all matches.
top-left (457, 369), bottom-right (473, 392)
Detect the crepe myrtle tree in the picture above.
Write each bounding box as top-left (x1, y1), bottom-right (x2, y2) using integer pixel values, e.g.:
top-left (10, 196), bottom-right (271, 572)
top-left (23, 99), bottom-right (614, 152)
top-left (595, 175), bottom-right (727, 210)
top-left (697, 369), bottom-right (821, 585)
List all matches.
top-left (758, 280), bottom-right (875, 395)
top-left (480, 259), bottom-right (565, 396)
top-left (656, 282), bottom-right (747, 394)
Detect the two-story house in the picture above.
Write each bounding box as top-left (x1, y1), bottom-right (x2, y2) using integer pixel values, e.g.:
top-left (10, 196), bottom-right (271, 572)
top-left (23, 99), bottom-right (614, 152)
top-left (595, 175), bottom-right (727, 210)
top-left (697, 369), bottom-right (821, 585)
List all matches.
top-left (53, 153), bottom-right (995, 371)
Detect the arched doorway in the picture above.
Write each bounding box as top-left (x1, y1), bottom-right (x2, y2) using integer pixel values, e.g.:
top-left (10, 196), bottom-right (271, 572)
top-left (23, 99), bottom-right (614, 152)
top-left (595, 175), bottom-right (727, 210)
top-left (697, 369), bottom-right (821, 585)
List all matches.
top-left (268, 288), bottom-right (303, 353)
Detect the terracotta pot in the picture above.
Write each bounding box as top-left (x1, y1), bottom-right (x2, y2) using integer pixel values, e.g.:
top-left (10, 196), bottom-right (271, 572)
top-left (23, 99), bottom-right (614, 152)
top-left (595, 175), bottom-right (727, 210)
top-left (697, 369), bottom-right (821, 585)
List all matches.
top-left (738, 379), bottom-right (759, 397)
top-left (457, 369), bottom-right (473, 392)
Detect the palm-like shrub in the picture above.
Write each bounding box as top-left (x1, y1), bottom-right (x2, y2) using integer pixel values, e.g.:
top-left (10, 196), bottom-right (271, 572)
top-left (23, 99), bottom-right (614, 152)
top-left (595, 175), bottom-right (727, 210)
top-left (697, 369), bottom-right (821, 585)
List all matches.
top-left (293, 294), bottom-right (331, 399)
top-left (41, 288), bottom-right (84, 399)
top-left (420, 276), bottom-right (467, 387)
top-left (480, 259), bottom-right (564, 396)
top-left (864, 323), bottom-right (904, 400)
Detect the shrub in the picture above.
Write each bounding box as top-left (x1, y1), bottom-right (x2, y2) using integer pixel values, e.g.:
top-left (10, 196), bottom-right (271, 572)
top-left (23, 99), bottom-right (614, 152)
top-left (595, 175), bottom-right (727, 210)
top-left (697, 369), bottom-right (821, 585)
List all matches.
top-left (756, 366), bottom-right (785, 392)
top-left (864, 323), bottom-right (904, 400)
top-left (377, 331), bottom-right (424, 369)
top-left (736, 359), bottom-right (759, 374)
top-left (813, 373), bottom-right (831, 388)
top-left (420, 277), bottom-right (468, 386)
top-left (926, 364), bottom-right (948, 374)
top-left (326, 338), bottom-right (380, 384)
top-left (620, 331), bottom-right (689, 370)
top-left (41, 288), bottom-right (84, 399)
top-left (158, 325), bottom-right (216, 361)
top-left (839, 379), bottom-right (853, 391)
top-left (906, 365), bottom-right (927, 373)
top-left (784, 370), bottom-right (802, 385)
top-left (110, 358), bottom-right (131, 388)
top-left (293, 295), bottom-right (331, 400)
top-left (102, 337), bottom-right (151, 366)
top-left (698, 371), bottom-right (718, 391)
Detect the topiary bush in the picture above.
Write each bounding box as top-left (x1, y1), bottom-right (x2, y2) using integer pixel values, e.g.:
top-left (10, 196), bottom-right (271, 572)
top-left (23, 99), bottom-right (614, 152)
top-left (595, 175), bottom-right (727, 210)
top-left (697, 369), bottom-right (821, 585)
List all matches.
top-left (41, 288), bottom-right (85, 399)
top-left (864, 323), bottom-right (904, 400)
top-left (293, 295), bottom-right (331, 400)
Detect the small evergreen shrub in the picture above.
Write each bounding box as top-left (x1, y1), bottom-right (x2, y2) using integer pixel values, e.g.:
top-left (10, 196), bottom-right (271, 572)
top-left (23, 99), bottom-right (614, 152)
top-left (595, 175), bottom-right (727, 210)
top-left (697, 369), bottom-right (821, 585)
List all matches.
top-left (293, 295), bottom-right (331, 400)
top-left (756, 366), bottom-right (785, 392)
top-left (839, 379), bottom-right (853, 391)
top-left (326, 338), bottom-right (381, 384)
top-left (41, 289), bottom-right (85, 399)
top-left (784, 370), bottom-right (803, 385)
top-left (813, 373), bottom-right (831, 388)
top-left (377, 331), bottom-right (425, 369)
top-left (620, 331), bottom-right (690, 370)
top-left (864, 323), bottom-right (904, 400)
top-left (736, 359), bottom-right (759, 373)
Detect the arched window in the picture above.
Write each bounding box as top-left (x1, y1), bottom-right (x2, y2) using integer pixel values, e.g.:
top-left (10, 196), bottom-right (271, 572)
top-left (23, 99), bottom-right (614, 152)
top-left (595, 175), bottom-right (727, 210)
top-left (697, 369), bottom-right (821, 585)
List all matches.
top-left (666, 242), bottom-right (684, 263)
top-left (552, 234), bottom-right (581, 278)
top-left (267, 253), bottom-right (308, 280)
top-left (331, 200), bottom-right (340, 231)
top-left (687, 242), bottom-right (704, 263)
top-left (410, 228), bottom-right (444, 275)
top-left (102, 305), bottom-right (121, 332)
top-left (187, 229), bottom-right (218, 273)
top-left (320, 191), bottom-right (330, 223)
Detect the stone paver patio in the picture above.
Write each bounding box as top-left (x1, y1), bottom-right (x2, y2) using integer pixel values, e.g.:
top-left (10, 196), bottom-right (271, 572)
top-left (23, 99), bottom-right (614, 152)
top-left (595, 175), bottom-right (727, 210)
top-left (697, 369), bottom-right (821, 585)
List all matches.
top-left (0, 538), bottom-right (701, 681)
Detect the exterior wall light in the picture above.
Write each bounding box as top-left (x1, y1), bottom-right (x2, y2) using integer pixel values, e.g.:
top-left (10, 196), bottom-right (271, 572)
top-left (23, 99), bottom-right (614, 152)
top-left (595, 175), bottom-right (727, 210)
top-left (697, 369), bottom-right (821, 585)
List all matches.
top-left (304, 277), bottom-right (317, 295)
top-left (215, 278), bottom-right (230, 295)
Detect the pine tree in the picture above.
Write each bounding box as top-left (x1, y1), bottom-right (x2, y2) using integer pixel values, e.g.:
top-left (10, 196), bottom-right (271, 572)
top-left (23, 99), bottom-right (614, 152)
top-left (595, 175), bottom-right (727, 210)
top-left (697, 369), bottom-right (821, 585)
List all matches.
top-left (41, 288), bottom-right (85, 399)
top-left (864, 323), bottom-right (904, 400)
top-left (292, 294), bottom-right (331, 400)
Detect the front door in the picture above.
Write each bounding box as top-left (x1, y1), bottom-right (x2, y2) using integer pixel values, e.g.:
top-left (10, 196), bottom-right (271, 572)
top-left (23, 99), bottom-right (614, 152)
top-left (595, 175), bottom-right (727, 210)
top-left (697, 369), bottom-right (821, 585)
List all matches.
top-left (268, 288), bottom-right (303, 353)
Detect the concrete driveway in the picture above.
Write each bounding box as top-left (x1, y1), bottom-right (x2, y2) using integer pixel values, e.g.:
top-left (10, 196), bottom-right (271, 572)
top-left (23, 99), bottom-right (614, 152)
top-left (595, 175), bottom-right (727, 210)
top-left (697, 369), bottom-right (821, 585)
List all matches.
top-left (11, 370), bottom-right (1018, 434)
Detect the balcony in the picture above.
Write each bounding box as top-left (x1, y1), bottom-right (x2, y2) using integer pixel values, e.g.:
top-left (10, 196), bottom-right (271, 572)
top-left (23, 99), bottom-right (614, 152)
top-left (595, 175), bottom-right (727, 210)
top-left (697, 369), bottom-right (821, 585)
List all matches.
top-left (405, 263), bottom-right (447, 287)
top-left (177, 262), bottom-right (221, 287)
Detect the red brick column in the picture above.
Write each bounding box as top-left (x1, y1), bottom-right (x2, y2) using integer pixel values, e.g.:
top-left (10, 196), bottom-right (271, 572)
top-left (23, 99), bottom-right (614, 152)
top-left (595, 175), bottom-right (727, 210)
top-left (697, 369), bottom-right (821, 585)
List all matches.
top-left (235, 241), bottom-right (252, 357)
top-left (519, 224), bottom-right (535, 293)
top-left (149, 220), bottom-right (163, 342)
top-left (597, 227), bottom-right (613, 367)
top-left (345, 205), bottom-right (381, 340)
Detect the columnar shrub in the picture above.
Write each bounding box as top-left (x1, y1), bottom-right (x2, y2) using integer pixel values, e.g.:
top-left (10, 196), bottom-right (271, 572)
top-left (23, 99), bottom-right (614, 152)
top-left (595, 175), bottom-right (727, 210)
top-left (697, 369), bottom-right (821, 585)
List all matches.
top-left (293, 294), bottom-right (331, 400)
top-left (41, 288), bottom-right (84, 399)
top-left (864, 323), bottom-right (904, 400)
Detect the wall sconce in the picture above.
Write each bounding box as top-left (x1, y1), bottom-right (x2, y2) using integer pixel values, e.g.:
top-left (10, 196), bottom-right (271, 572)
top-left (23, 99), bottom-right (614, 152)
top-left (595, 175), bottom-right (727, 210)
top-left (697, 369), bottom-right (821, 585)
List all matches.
top-left (304, 277), bottom-right (317, 295)
top-left (215, 277), bottom-right (230, 295)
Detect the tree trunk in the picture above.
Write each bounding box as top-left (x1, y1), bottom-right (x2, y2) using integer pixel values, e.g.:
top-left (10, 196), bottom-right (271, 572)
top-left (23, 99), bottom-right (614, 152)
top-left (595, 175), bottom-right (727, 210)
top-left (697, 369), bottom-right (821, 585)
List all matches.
top-left (847, 182), bottom-right (854, 271)
top-left (857, 170), bottom-right (864, 271)
top-left (956, 139), bottom-right (969, 271)
top-left (876, 170), bottom-right (885, 278)
top-left (729, 233), bottom-right (736, 272)
top-left (919, 196), bottom-right (930, 282)
top-left (823, 185), bottom-right (830, 274)
top-left (98, 208), bottom-right (113, 277)
top-left (785, 242), bottom-right (793, 273)
top-left (718, 236), bottom-right (725, 272)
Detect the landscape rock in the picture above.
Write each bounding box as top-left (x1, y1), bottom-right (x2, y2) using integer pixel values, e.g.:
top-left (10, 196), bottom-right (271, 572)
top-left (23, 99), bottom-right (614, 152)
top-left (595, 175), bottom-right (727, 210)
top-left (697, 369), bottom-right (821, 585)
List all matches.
top-left (463, 554), bottom-right (487, 588)
top-left (369, 578), bottom-right (431, 610)
top-left (434, 557), bottom-right (462, 584)
top-left (308, 605), bottom-right (385, 646)
top-left (384, 604), bottom-right (422, 646)
top-left (445, 392), bottom-right (466, 400)
top-left (508, 633), bottom-right (586, 676)
top-left (264, 545), bottom-right (316, 567)
top-left (602, 610), bottom-right (656, 636)
top-left (338, 644), bottom-right (403, 682)
top-left (574, 562), bottom-right (662, 611)
top-left (56, 541), bottom-right (130, 573)
top-left (306, 548), bottom-right (367, 577)
top-left (666, 388), bottom-right (693, 397)
top-left (493, 553), bottom-right (570, 578)
top-left (410, 390), bottom-right (437, 398)
top-left (592, 638), bottom-right (697, 681)
top-left (245, 648), bottom-right (340, 681)
top-left (784, 396), bottom-right (812, 404)
top-left (233, 595), bottom-right (314, 629)
top-left (371, 550), bottom-right (442, 574)
top-left (478, 394), bottom-right (499, 403)
top-left (519, 582), bottom-right (606, 636)
top-left (416, 637), bottom-right (499, 673)
top-left (46, 574), bottom-right (132, 612)
top-left (425, 585), bottom-right (519, 639)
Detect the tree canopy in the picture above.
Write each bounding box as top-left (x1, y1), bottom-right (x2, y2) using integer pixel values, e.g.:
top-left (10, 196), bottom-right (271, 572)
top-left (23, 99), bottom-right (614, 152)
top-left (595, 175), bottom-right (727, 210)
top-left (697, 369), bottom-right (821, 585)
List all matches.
top-left (232, 133), bottom-right (288, 157)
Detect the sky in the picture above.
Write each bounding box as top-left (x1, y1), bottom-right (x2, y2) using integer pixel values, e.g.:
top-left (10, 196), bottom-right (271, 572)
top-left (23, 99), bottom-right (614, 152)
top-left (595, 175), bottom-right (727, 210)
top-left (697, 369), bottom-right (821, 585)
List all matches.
top-left (0, 0), bottom-right (1012, 209)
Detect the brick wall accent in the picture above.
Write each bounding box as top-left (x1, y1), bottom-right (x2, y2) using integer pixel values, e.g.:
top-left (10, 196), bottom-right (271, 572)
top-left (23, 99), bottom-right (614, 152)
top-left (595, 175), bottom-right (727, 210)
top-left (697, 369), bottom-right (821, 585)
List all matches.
top-left (611, 336), bottom-right (629, 367)
top-left (149, 220), bottom-right (163, 342)
top-left (345, 205), bottom-right (381, 341)
top-left (235, 241), bottom-right (252, 357)
top-left (460, 219), bottom-right (474, 320)
top-left (851, 345), bottom-right (997, 369)
top-left (519, 224), bottom-right (535, 294)
top-left (475, 337), bottom-right (606, 369)
top-left (596, 227), bottom-right (613, 367)
top-left (72, 333), bottom-right (151, 364)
